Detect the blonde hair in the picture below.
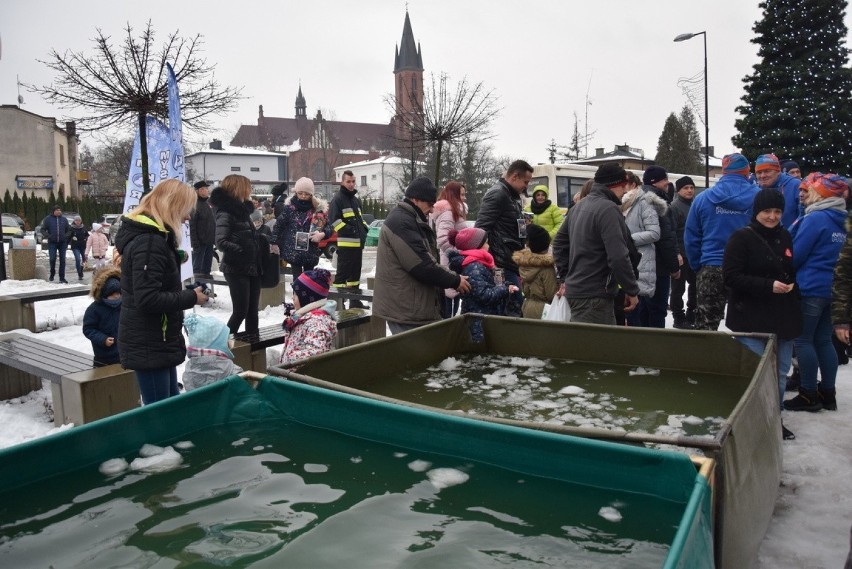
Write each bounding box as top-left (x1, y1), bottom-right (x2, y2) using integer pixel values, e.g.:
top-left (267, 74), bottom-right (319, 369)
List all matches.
top-left (134, 179), bottom-right (196, 245)
top-left (220, 174), bottom-right (253, 202)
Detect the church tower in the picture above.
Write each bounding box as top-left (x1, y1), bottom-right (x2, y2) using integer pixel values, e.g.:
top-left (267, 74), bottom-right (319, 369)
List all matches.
top-left (393, 11), bottom-right (424, 139)
top-left (295, 84), bottom-right (307, 119)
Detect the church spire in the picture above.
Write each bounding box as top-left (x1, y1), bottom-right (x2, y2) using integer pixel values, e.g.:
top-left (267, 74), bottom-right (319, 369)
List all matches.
top-left (295, 84), bottom-right (306, 118)
top-left (394, 10), bottom-right (423, 72)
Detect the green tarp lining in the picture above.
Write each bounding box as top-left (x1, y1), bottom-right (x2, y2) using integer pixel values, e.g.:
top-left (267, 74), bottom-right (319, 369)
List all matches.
top-left (270, 314), bottom-right (782, 569)
top-left (0, 375), bottom-right (714, 569)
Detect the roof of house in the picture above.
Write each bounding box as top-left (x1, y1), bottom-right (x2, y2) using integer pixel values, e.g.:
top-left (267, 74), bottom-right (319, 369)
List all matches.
top-left (231, 116), bottom-right (396, 153)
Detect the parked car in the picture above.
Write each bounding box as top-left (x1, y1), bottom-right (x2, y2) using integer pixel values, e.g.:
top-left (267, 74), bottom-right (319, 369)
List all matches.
top-left (2, 216), bottom-right (24, 243)
top-left (365, 219), bottom-right (384, 247)
top-left (2, 213), bottom-right (25, 232)
top-left (99, 214), bottom-right (121, 233)
top-left (34, 212), bottom-right (81, 245)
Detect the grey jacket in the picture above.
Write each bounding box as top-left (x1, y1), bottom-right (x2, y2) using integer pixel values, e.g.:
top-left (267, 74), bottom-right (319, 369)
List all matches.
top-left (183, 356), bottom-right (243, 391)
top-left (552, 183), bottom-right (640, 299)
top-left (622, 188), bottom-right (668, 296)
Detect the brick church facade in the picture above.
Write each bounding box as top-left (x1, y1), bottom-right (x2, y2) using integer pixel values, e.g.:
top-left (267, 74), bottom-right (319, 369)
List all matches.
top-left (230, 11), bottom-right (424, 183)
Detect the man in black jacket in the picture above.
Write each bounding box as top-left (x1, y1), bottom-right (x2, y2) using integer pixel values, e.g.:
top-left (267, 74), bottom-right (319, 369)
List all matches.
top-left (190, 181), bottom-right (216, 278)
top-left (40, 205), bottom-right (70, 283)
top-left (475, 160), bottom-right (533, 317)
top-left (641, 166), bottom-right (681, 328)
top-left (329, 170), bottom-right (369, 306)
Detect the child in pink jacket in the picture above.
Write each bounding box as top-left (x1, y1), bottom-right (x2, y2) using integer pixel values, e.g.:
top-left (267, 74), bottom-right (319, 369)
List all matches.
top-left (279, 268), bottom-right (338, 366)
top-left (85, 223), bottom-right (110, 272)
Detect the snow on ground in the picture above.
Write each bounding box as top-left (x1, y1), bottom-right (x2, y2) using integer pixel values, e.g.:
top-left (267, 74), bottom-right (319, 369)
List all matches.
top-left (0, 275), bottom-right (850, 568)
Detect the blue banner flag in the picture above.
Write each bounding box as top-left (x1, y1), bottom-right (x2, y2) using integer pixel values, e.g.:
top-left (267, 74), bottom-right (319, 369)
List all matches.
top-left (122, 115), bottom-right (170, 214)
top-left (166, 62), bottom-right (185, 182)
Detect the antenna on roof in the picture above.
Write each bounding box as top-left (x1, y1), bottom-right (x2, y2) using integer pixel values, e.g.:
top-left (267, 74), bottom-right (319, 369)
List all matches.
top-left (583, 72), bottom-right (593, 159)
top-left (16, 75), bottom-right (24, 105)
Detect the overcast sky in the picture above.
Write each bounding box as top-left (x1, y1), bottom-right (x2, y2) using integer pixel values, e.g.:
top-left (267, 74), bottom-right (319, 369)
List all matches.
top-left (3, 1), bottom-right (851, 167)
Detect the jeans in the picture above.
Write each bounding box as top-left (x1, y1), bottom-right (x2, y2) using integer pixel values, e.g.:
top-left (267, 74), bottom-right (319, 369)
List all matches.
top-left (71, 247), bottom-right (84, 278)
top-left (47, 241), bottom-right (67, 279)
top-left (737, 336), bottom-right (794, 410)
top-left (135, 367), bottom-right (179, 405)
top-left (568, 296), bottom-right (616, 325)
top-left (794, 296), bottom-right (837, 392)
top-left (192, 244), bottom-right (214, 275)
top-left (224, 272), bottom-right (261, 334)
top-left (504, 269), bottom-right (524, 318)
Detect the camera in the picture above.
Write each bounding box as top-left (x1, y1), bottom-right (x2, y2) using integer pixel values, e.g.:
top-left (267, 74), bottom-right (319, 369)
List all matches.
top-left (186, 281), bottom-right (216, 298)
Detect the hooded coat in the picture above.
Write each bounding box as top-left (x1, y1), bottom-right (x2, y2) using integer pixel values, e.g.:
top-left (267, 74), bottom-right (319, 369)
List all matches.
top-left (279, 299), bottom-right (338, 366)
top-left (621, 188), bottom-right (665, 296)
top-left (525, 186), bottom-right (564, 238)
top-left (684, 174), bottom-right (759, 270)
top-left (82, 266), bottom-right (122, 365)
top-left (209, 187), bottom-right (262, 276)
top-left (793, 197), bottom-right (848, 298)
top-left (114, 214), bottom-right (197, 370)
top-left (271, 196), bottom-right (331, 266)
top-left (512, 248), bottom-right (558, 318)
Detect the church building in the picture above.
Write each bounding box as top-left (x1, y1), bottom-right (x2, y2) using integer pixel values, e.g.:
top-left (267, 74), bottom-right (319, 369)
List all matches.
top-left (230, 11), bottom-right (424, 183)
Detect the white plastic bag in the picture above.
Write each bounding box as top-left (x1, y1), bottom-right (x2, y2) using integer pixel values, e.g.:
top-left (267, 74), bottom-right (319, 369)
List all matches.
top-left (542, 294), bottom-right (571, 322)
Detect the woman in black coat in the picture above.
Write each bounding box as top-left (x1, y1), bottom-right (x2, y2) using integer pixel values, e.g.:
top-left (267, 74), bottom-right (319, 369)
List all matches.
top-left (114, 179), bottom-right (209, 404)
top-left (209, 174), bottom-right (264, 334)
top-left (723, 188), bottom-right (802, 440)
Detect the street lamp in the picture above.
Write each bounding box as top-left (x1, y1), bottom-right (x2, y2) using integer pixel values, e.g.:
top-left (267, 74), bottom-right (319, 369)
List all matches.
top-left (674, 31), bottom-right (709, 189)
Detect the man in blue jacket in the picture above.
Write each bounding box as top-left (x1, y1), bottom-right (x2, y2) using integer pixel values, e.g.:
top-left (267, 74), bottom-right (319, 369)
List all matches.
top-left (684, 153), bottom-right (759, 330)
top-left (755, 153), bottom-right (801, 229)
top-left (40, 205), bottom-right (70, 283)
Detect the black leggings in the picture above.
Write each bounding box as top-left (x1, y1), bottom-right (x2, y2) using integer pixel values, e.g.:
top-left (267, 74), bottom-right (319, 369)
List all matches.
top-left (224, 272), bottom-right (261, 334)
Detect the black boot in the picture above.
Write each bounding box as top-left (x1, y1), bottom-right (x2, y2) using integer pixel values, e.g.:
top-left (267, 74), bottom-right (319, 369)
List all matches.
top-left (784, 389), bottom-right (823, 412)
top-left (785, 365), bottom-right (801, 392)
top-left (672, 311), bottom-right (689, 329)
top-left (817, 383), bottom-right (837, 411)
top-left (781, 421), bottom-right (796, 441)
top-left (347, 287), bottom-right (366, 309)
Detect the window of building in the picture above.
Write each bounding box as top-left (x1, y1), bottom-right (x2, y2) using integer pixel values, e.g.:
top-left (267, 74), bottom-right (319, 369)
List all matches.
top-left (250, 167), bottom-right (260, 172)
top-left (372, 174), bottom-right (377, 180)
top-left (360, 175), bottom-right (367, 187)
top-left (231, 166), bottom-right (241, 172)
top-left (59, 144), bottom-right (66, 166)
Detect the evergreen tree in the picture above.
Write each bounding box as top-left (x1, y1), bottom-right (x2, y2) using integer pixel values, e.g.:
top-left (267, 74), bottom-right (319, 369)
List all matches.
top-left (655, 107), bottom-right (704, 175)
top-left (733, 0), bottom-right (852, 174)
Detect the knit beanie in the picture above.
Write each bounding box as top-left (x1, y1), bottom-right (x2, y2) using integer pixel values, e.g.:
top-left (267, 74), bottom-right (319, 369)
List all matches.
top-left (800, 171), bottom-right (822, 191)
top-left (643, 165), bottom-right (668, 185)
top-left (781, 160), bottom-right (800, 173)
top-left (294, 177), bottom-right (315, 195)
top-left (526, 223), bottom-right (551, 254)
top-left (92, 222), bottom-right (103, 232)
top-left (675, 176), bottom-right (695, 191)
top-left (755, 153), bottom-right (781, 173)
top-left (184, 313), bottom-right (233, 358)
top-left (250, 210), bottom-right (264, 224)
top-left (752, 188), bottom-right (785, 218)
top-left (722, 153), bottom-right (751, 176)
top-left (101, 277), bottom-right (121, 298)
top-left (450, 227), bottom-right (488, 251)
top-left (594, 164), bottom-right (628, 187)
top-left (293, 268), bottom-right (332, 307)
top-left (811, 174), bottom-right (849, 198)
top-left (193, 180), bottom-right (211, 190)
top-left (405, 176), bottom-right (438, 203)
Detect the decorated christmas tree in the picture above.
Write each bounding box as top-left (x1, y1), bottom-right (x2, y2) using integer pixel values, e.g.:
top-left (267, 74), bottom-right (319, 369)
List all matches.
top-left (733, 0), bottom-right (852, 175)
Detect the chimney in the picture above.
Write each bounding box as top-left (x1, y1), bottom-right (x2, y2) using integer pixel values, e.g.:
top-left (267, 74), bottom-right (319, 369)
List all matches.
top-left (595, 147), bottom-right (604, 156)
top-left (210, 139), bottom-right (223, 150)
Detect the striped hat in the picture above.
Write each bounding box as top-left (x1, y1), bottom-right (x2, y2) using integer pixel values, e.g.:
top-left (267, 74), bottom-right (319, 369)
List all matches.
top-left (755, 154), bottom-right (781, 173)
top-left (722, 153), bottom-right (751, 176)
top-left (811, 174), bottom-right (849, 199)
top-left (293, 268), bottom-right (332, 306)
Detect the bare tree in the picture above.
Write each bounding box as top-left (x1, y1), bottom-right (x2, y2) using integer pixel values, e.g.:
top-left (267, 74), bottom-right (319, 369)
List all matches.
top-left (389, 73), bottom-right (500, 182)
top-left (29, 20), bottom-right (242, 193)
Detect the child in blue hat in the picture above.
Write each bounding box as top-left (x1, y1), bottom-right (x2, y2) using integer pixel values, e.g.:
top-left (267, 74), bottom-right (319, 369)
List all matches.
top-left (182, 313), bottom-right (242, 391)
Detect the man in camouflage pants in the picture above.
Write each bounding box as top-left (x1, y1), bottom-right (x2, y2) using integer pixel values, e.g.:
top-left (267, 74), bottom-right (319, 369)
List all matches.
top-left (684, 153), bottom-right (759, 330)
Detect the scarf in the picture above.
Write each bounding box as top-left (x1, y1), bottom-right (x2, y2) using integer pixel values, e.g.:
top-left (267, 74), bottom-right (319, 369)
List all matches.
top-left (529, 199), bottom-right (552, 215)
top-left (460, 248), bottom-right (496, 269)
top-left (291, 196), bottom-right (314, 212)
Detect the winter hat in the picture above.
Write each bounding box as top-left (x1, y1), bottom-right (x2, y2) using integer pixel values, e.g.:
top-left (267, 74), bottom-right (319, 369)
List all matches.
top-left (101, 277), bottom-right (121, 299)
top-left (800, 171), bottom-right (822, 191)
top-left (73, 216), bottom-right (82, 224)
top-left (722, 153), bottom-right (751, 176)
top-left (755, 153), bottom-right (781, 173)
top-left (183, 313), bottom-right (233, 358)
top-left (450, 226), bottom-right (488, 251)
top-left (250, 209), bottom-right (264, 224)
top-left (643, 165), bottom-right (668, 185)
top-left (292, 268), bottom-right (332, 307)
top-left (781, 160), bottom-right (800, 173)
top-left (92, 222), bottom-right (103, 232)
top-left (675, 176), bottom-right (695, 191)
top-left (405, 176), bottom-right (438, 203)
top-left (594, 164), bottom-right (628, 187)
top-left (752, 188), bottom-right (785, 216)
top-left (531, 184), bottom-right (549, 198)
top-left (526, 223), bottom-right (551, 254)
top-left (293, 177), bottom-right (315, 195)
top-left (193, 180), bottom-right (211, 190)
top-left (811, 173), bottom-right (849, 198)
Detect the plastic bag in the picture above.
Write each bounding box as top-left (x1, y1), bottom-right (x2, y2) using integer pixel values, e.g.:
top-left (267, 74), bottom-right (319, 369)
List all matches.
top-left (542, 294), bottom-right (571, 322)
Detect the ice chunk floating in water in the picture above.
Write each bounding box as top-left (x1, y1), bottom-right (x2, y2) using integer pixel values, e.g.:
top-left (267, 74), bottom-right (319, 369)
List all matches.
top-left (427, 467), bottom-right (470, 489)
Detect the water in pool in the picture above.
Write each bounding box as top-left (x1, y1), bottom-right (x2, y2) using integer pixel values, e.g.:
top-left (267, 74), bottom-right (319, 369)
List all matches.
top-left (0, 419), bottom-right (685, 568)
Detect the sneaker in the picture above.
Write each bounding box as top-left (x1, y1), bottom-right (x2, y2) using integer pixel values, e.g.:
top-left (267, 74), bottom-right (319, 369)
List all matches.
top-left (59, 279), bottom-right (69, 284)
top-left (781, 423), bottom-right (796, 440)
top-left (817, 384), bottom-right (837, 411)
top-left (784, 390), bottom-right (823, 412)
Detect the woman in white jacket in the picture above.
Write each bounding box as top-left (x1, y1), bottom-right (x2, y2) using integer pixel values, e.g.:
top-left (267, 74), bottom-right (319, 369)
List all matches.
top-left (431, 181), bottom-right (468, 318)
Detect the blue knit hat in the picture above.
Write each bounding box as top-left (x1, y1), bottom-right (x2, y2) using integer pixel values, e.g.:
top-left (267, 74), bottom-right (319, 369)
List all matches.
top-left (722, 153), bottom-right (751, 176)
top-left (184, 313), bottom-right (233, 358)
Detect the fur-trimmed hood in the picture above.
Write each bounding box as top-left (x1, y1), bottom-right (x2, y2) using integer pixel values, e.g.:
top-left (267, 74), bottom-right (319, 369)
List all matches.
top-left (90, 266), bottom-right (121, 299)
top-left (209, 187), bottom-right (254, 220)
top-left (622, 187), bottom-right (669, 217)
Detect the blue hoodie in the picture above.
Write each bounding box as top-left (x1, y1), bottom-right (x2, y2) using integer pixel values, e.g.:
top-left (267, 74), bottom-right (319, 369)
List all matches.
top-left (776, 172), bottom-right (803, 229)
top-left (792, 200), bottom-right (848, 298)
top-left (684, 174), bottom-right (759, 269)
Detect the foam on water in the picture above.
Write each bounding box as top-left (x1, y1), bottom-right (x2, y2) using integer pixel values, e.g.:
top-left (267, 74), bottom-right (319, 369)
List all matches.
top-left (426, 467), bottom-right (470, 489)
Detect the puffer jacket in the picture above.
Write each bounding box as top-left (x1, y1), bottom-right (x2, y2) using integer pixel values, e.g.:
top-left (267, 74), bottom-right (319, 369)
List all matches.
top-left (40, 214), bottom-right (69, 243)
top-left (67, 222), bottom-right (89, 252)
top-left (512, 248), bottom-right (558, 319)
top-left (431, 199), bottom-right (469, 299)
top-left (278, 299), bottom-right (338, 367)
top-left (475, 179), bottom-right (525, 272)
top-left (85, 229), bottom-right (110, 259)
top-left (209, 187), bottom-right (262, 276)
top-left (82, 266), bottom-right (122, 365)
top-left (272, 196), bottom-right (331, 266)
top-left (525, 186), bottom-right (564, 238)
top-left (622, 188), bottom-right (664, 296)
top-left (447, 250), bottom-right (511, 316)
top-left (183, 354), bottom-right (242, 391)
top-left (373, 200), bottom-right (461, 326)
top-left (114, 214), bottom-right (197, 370)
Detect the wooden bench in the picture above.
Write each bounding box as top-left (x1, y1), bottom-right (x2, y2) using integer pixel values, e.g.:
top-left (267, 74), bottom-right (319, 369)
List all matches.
top-left (0, 286), bottom-right (91, 332)
top-left (327, 288), bottom-right (374, 310)
top-left (0, 332), bottom-right (140, 426)
top-left (231, 309), bottom-right (385, 372)
top-left (204, 275), bottom-right (289, 309)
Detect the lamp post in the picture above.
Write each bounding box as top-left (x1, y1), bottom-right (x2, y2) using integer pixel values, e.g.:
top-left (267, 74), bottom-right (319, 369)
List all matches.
top-left (674, 31), bottom-right (709, 189)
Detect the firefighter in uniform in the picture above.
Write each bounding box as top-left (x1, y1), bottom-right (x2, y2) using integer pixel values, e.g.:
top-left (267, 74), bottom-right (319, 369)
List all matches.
top-left (329, 170), bottom-right (369, 307)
